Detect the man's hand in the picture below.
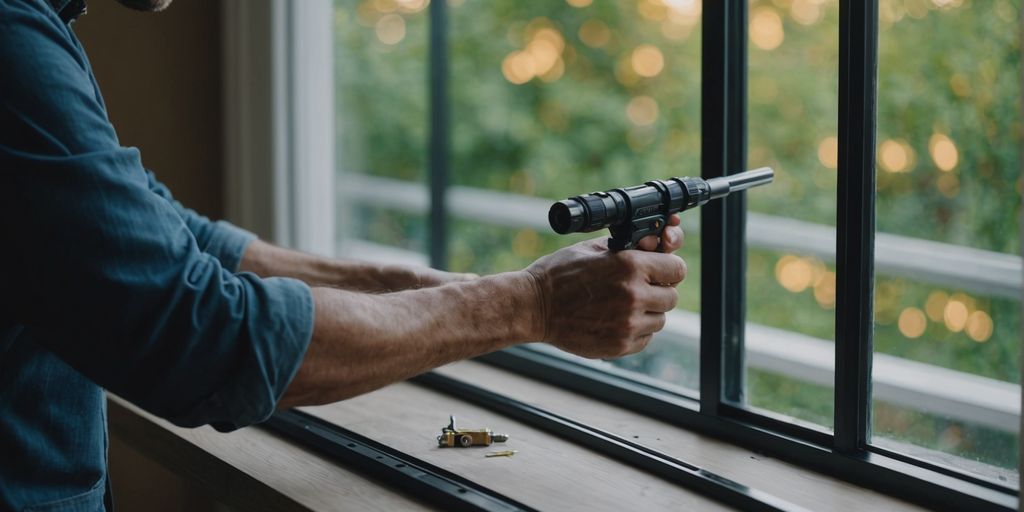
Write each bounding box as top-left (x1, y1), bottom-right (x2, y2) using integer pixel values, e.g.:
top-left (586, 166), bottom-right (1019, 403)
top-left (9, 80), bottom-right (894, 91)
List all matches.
top-left (525, 216), bottom-right (686, 359)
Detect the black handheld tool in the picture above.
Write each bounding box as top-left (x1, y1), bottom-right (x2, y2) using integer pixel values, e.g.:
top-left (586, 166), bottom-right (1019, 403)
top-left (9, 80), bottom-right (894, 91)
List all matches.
top-left (548, 167), bottom-right (774, 250)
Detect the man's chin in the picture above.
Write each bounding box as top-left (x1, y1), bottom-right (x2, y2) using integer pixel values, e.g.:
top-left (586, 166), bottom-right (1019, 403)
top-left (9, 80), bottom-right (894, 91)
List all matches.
top-left (113, 0), bottom-right (173, 12)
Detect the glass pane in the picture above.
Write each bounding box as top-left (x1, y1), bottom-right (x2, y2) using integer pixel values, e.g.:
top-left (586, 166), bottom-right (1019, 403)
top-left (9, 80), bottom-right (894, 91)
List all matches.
top-left (870, 0), bottom-right (1020, 485)
top-left (742, 0), bottom-right (839, 429)
top-left (448, 0), bottom-right (702, 392)
top-left (333, 1), bottom-right (430, 261)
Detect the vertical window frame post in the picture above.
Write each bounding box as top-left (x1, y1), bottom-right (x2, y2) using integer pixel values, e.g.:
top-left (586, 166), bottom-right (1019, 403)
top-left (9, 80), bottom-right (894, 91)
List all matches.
top-left (701, 0), bottom-right (748, 414)
top-left (834, 0), bottom-right (879, 454)
top-left (428, 0), bottom-right (450, 270)
top-left (723, 0), bottom-right (749, 405)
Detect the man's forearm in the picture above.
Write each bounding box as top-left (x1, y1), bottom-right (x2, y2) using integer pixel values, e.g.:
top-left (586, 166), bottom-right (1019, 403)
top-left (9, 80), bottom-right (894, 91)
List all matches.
top-left (278, 271), bottom-right (541, 408)
top-left (239, 239), bottom-right (385, 290)
top-left (239, 239), bottom-right (472, 292)
top-left (272, 222), bottom-right (686, 410)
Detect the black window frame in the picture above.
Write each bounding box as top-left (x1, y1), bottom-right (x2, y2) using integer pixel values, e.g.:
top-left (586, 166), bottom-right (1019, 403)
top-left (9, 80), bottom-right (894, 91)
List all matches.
top-left (424, 1), bottom-right (1019, 509)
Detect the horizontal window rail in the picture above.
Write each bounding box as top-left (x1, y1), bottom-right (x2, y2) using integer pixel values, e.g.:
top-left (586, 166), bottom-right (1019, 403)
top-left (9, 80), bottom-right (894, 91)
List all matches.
top-left (337, 237), bottom-right (1021, 434)
top-left (477, 346), bottom-right (1017, 509)
top-left (341, 174), bottom-right (1022, 299)
top-left (564, 312), bottom-right (1021, 434)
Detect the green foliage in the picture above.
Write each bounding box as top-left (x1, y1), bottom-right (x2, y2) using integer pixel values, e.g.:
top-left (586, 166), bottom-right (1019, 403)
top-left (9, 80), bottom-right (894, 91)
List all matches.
top-left (875, 0), bottom-right (1022, 254)
top-left (447, 1), bottom-right (702, 197)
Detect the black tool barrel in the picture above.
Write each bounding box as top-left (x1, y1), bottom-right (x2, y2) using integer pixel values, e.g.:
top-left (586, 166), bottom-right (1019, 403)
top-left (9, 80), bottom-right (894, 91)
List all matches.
top-left (548, 167), bottom-right (774, 235)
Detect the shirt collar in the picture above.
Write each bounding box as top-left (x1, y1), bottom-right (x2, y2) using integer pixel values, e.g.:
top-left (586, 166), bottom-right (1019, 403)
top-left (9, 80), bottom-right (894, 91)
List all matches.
top-left (47, 0), bottom-right (88, 24)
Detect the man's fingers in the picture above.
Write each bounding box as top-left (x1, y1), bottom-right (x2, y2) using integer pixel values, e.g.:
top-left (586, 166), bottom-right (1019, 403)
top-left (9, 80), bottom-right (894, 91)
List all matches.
top-left (627, 251), bottom-right (687, 285)
top-left (622, 333), bottom-right (654, 356)
top-left (634, 313), bottom-right (667, 338)
top-left (659, 226), bottom-right (684, 253)
top-left (635, 226), bottom-right (684, 253)
top-left (636, 235), bottom-right (660, 252)
top-left (667, 214), bottom-right (681, 226)
top-left (640, 284), bottom-right (679, 313)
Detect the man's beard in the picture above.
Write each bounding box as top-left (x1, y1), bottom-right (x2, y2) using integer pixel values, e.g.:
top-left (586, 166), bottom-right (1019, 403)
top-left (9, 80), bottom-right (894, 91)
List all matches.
top-left (114, 0), bottom-right (173, 12)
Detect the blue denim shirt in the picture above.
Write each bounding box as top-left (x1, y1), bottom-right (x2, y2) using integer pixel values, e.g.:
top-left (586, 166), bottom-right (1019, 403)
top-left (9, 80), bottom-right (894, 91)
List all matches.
top-left (0, 1), bottom-right (316, 510)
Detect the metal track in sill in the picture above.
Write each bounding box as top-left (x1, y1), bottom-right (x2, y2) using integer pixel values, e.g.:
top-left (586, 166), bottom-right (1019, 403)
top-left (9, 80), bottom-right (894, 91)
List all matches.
top-left (411, 371), bottom-right (809, 512)
top-left (264, 409), bottom-right (538, 512)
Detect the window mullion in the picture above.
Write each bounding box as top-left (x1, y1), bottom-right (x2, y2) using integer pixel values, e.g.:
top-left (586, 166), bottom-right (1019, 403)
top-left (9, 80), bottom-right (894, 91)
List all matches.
top-left (428, 0), bottom-right (450, 270)
top-left (700, 1), bottom-right (747, 413)
top-left (699, 0), bottom-right (726, 415)
top-left (834, 0), bottom-right (879, 453)
top-left (722, 0), bottom-right (749, 405)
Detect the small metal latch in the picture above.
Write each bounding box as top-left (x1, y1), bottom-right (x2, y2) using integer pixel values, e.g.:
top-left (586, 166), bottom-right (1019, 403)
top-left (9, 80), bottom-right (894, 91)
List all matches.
top-left (437, 415), bottom-right (510, 448)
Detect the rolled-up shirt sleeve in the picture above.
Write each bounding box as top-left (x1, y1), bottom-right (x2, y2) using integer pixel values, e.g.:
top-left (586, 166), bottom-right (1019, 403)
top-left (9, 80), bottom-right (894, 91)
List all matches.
top-left (0, 0), bottom-right (314, 430)
top-left (145, 171), bottom-right (255, 272)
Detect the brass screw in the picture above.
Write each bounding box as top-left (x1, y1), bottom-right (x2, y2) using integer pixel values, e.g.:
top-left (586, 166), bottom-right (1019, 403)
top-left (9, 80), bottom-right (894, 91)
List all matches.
top-left (485, 450), bottom-right (518, 458)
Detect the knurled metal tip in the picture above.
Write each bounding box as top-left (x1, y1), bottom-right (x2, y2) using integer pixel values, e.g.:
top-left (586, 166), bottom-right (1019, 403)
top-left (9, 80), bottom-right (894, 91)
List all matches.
top-left (491, 433), bottom-right (509, 443)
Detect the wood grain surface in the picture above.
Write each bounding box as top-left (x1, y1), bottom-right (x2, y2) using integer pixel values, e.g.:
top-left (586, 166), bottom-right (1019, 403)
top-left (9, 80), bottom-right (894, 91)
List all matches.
top-left (109, 358), bottom-right (927, 512)
top-left (302, 383), bottom-right (729, 512)
top-left (430, 360), bottom-right (926, 512)
top-left (108, 398), bottom-right (435, 512)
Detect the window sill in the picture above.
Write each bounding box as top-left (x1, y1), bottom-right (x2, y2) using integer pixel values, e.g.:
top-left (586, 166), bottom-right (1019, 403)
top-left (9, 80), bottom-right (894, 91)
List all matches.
top-left (108, 360), bottom-right (924, 511)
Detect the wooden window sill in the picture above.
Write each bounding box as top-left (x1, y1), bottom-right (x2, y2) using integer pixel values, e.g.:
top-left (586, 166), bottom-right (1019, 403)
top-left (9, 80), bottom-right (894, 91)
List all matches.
top-left (108, 360), bottom-right (924, 511)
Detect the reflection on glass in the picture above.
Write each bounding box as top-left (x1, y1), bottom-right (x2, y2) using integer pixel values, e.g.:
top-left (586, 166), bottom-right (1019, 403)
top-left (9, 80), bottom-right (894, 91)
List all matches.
top-left (871, 0), bottom-right (1021, 482)
top-left (447, 0), bottom-right (702, 390)
top-left (742, 0), bottom-right (839, 429)
top-left (334, 1), bottom-right (430, 255)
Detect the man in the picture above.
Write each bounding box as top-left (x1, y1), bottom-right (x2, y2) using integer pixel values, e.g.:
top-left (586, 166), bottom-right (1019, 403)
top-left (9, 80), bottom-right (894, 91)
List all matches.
top-left (0, 0), bottom-right (687, 510)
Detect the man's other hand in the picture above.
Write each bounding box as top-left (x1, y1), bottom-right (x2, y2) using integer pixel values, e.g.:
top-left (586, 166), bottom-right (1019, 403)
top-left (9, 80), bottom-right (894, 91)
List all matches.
top-left (524, 223), bottom-right (687, 359)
